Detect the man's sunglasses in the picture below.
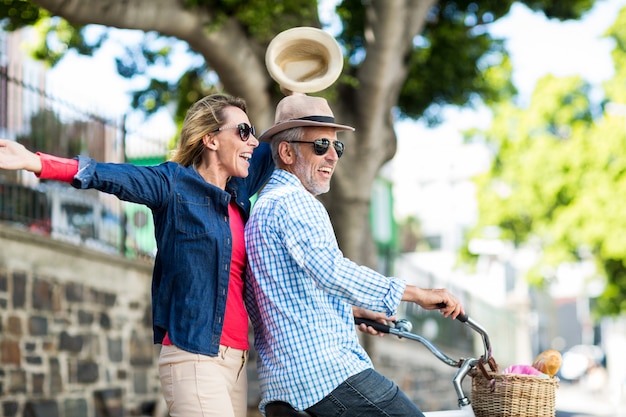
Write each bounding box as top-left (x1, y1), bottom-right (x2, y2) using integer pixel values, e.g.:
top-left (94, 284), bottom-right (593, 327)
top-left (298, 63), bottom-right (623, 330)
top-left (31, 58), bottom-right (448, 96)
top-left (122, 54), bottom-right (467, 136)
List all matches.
top-left (287, 138), bottom-right (345, 158)
top-left (213, 123), bottom-right (256, 141)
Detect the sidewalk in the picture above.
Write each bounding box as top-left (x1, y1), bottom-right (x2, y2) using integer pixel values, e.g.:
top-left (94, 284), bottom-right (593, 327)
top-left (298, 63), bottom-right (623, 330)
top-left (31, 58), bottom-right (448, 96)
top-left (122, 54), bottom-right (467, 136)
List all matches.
top-left (556, 380), bottom-right (625, 417)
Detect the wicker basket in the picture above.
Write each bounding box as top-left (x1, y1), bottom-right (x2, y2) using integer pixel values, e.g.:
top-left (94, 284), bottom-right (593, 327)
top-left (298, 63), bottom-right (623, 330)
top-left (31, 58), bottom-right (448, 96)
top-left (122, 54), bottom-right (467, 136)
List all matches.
top-left (471, 369), bottom-right (559, 417)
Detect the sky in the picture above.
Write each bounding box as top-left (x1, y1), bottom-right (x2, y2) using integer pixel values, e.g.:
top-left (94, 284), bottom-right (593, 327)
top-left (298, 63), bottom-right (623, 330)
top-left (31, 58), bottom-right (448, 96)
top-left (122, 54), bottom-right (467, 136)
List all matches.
top-left (492, 1), bottom-right (619, 100)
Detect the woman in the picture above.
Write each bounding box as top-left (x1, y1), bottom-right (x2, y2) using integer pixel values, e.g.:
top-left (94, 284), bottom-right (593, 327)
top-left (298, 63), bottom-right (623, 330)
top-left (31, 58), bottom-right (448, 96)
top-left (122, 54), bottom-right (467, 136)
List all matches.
top-left (0, 93), bottom-right (274, 417)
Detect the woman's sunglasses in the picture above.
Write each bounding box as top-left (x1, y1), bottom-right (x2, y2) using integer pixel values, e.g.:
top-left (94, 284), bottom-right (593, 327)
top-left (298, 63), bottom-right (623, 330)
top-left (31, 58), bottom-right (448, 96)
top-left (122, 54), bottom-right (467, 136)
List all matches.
top-left (287, 138), bottom-right (345, 158)
top-left (214, 123), bottom-right (256, 141)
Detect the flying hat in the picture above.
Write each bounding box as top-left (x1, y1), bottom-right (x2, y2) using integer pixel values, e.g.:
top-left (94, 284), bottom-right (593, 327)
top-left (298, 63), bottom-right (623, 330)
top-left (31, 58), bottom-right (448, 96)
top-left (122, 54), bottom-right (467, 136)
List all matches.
top-left (258, 94), bottom-right (355, 143)
top-left (265, 26), bottom-right (344, 94)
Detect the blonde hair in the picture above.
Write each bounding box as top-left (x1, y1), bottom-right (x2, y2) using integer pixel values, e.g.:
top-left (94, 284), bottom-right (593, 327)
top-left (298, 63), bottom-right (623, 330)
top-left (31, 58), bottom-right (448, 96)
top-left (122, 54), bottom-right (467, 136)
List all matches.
top-left (170, 94), bottom-right (248, 167)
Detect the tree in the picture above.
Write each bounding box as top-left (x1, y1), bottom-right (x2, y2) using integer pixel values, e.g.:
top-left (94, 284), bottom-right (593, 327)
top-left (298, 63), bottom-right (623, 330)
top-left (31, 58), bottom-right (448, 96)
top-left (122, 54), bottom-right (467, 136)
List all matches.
top-left (464, 6), bottom-right (626, 316)
top-left (0, 0), bottom-right (595, 268)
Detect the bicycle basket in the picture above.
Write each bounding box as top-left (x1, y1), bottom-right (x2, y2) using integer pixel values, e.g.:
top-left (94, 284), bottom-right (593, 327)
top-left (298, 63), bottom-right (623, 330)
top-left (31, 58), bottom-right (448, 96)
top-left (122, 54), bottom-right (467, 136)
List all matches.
top-left (470, 360), bottom-right (559, 417)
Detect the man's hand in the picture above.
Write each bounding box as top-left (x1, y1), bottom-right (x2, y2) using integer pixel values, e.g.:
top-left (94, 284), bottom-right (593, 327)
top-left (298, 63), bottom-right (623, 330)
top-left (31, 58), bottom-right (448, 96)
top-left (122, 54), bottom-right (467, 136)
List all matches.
top-left (353, 307), bottom-right (395, 337)
top-left (402, 286), bottom-right (465, 320)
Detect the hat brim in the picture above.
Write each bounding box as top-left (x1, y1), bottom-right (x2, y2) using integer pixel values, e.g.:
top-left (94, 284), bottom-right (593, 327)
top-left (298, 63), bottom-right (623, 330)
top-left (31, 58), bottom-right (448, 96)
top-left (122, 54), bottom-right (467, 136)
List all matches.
top-left (258, 120), bottom-right (355, 143)
top-left (266, 27), bottom-right (344, 94)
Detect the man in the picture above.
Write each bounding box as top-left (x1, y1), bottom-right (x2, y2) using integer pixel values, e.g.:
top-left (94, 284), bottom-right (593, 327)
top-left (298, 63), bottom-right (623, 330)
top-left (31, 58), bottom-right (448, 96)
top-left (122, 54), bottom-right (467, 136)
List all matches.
top-left (244, 93), bottom-right (465, 417)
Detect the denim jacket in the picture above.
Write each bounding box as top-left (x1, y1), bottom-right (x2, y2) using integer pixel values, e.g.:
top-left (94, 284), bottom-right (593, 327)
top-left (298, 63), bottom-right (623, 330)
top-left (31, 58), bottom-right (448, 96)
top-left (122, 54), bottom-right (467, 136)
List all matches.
top-left (72, 143), bottom-right (274, 356)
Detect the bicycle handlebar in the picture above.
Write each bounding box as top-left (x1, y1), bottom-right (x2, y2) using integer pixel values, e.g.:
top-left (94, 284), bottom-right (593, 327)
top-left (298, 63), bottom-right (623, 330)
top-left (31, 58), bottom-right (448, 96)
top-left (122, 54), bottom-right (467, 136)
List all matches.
top-left (354, 317), bottom-right (391, 333)
top-left (436, 302), bottom-right (469, 322)
top-left (355, 312), bottom-right (493, 409)
top-left (355, 317), bottom-right (463, 367)
top-left (355, 313), bottom-right (490, 363)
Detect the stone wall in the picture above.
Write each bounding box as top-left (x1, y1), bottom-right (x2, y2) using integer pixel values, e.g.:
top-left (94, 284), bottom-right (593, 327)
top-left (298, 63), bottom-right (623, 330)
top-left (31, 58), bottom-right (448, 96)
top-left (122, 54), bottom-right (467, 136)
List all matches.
top-left (0, 224), bottom-right (159, 417)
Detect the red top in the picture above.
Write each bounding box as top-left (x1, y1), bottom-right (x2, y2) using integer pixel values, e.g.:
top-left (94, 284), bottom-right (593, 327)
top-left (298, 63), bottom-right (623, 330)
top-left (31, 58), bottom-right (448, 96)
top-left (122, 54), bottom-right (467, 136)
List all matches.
top-left (163, 201), bottom-right (249, 349)
top-left (218, 202), bottom-right (249, 349)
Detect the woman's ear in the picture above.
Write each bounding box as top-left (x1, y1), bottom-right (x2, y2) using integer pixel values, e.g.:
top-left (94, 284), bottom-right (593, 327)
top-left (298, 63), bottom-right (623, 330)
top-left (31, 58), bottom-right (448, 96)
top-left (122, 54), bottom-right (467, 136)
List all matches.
top-left (203, 134), bottom-right (218, 150)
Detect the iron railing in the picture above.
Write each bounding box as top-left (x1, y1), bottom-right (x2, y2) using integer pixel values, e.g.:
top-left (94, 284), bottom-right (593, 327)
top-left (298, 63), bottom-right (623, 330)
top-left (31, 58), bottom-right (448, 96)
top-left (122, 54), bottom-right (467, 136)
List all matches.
top-left (1, 30), bottom-right (167, 259)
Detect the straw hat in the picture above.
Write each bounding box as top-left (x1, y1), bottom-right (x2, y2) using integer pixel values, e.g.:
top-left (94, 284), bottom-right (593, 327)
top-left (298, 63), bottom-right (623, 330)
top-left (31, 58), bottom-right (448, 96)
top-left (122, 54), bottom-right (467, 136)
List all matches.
top-left (265, 27), bottom-right (344, 94)
top-left (259, 94), bottom-right (355, 142)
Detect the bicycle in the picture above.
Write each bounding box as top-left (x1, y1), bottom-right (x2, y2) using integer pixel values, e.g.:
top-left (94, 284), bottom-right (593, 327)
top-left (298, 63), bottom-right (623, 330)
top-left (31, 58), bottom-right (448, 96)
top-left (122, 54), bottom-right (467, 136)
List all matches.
top-left (265, 311), bottom-right (493, 417)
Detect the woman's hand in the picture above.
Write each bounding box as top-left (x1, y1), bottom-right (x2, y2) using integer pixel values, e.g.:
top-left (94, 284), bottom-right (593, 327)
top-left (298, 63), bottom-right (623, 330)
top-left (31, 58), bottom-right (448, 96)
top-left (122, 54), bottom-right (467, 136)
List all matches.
top-left (0, 139), bottom-right (42, 174)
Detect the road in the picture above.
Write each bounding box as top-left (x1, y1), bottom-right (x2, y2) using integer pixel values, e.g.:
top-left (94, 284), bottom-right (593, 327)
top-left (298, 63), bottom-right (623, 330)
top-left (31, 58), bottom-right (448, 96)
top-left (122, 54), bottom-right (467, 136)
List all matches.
top-left (556, 380), bottom-right (625, 417)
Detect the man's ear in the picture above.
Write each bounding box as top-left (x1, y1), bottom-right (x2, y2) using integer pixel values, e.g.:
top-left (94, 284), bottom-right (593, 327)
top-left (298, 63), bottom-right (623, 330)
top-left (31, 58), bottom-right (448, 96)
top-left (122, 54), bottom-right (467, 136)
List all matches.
top-left (202, 134), bottom-right (218, 150)
top-left (278, 141), bottom-right (295, 165)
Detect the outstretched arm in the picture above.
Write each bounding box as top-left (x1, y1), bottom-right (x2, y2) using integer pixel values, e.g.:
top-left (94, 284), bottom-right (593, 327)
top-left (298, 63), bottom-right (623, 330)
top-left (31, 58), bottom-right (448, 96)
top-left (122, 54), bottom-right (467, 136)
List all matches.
top-left (1, 139), bottom-right (166, 207)
top-left (0, 139), bottom-right (78, 182)
top-left (0, 139), bottom-right (42, 173)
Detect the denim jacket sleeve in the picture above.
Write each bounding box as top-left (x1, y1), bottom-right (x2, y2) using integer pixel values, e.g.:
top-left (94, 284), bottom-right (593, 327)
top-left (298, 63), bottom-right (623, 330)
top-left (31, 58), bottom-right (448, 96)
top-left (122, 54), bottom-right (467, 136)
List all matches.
top-left (71, 156), bottom-right (176, 209)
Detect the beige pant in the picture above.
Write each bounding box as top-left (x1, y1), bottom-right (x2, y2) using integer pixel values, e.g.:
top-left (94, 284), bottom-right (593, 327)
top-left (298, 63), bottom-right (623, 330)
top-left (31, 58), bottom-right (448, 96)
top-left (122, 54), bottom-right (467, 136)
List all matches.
top-left (159, 344), bottom-right (248, 417)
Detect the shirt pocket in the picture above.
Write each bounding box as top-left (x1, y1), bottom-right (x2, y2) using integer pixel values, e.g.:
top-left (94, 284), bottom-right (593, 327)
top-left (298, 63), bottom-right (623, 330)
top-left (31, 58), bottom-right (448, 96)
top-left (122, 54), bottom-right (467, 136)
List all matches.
top-left (175, 193), bottom-right (216, 236)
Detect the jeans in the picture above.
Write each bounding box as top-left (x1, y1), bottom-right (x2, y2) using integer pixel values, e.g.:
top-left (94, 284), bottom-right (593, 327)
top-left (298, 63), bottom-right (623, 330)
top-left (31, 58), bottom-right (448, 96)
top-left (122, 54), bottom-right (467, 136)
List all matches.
top-left (305, 368), bottom-right (425, 417)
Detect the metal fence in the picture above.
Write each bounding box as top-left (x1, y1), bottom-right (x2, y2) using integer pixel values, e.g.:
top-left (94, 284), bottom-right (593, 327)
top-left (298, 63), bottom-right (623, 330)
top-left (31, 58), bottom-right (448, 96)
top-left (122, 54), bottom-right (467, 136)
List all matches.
top-left (0, 30), bottom-right (166, 259)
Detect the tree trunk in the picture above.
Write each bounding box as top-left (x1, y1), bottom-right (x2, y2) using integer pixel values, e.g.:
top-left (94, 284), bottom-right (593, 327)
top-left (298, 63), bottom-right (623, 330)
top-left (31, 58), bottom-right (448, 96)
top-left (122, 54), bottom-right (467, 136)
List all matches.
top-left (322, 0), bottom-right (436, 267)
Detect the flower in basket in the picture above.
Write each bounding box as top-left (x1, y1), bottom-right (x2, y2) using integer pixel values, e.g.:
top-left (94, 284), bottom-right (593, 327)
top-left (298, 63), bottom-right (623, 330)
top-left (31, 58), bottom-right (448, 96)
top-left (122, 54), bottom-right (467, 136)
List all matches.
top-left (531, 349), bottom-right (562, 377)
top-left (502, 364), bottom-right (550, 378)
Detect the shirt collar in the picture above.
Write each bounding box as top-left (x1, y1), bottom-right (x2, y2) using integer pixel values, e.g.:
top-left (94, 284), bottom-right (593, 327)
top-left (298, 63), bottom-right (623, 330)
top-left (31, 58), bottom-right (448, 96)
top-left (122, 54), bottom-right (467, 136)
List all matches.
top-left (272, 169), bottom-right (304, 188)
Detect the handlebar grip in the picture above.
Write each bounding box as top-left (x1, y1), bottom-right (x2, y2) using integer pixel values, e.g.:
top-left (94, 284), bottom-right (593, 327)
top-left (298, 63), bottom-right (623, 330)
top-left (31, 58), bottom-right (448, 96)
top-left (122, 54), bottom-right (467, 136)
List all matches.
top-left (354, 317), bottom-right (391, 333)
top-left (436, 303), bottom-right (469, 323)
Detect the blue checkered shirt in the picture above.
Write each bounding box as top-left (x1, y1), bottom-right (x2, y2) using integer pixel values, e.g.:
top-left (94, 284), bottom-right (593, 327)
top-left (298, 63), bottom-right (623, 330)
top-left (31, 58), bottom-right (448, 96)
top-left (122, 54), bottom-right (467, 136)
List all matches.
top-left (244, 169), bottom-right (406, 414)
